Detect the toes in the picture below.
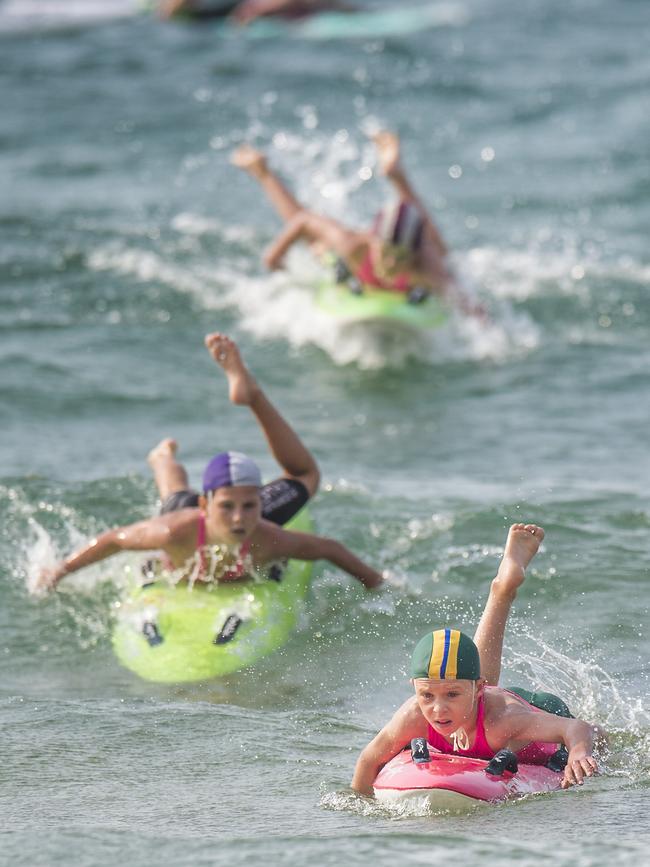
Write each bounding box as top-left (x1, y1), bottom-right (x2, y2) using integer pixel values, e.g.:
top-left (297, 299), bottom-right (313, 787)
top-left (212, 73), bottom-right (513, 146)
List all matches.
top-left (205, 332), bottom-right (231, 353)
top-left (509, 522), bottom-right (544, 540)
top-left (524, 524), bottom-right (544, 540)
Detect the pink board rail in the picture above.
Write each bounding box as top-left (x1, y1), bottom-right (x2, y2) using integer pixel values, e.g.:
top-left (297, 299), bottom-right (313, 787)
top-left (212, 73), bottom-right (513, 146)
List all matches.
top-left (373, 747), bottom-right (563, 810)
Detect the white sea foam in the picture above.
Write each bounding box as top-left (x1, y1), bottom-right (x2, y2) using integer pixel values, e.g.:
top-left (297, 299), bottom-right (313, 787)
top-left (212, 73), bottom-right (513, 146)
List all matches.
top-left (505, 632), bottom-right (650, 734)
top-left (171, 212), bottom-right (257, 245)
top-left (87, 104), bottom-right (649, 368)
top-left (87, 213), bottom-right (650, 366)
top-left (7, 487), bottom-right (122, 598)
top-left (87, 243), bottom-right (237, 310)
top-left (87, 232), bottom-right (543, 367)
top-left (223, 252), bottom-right (541, 368)
top-left (27, 523), bottom-right (118, 598)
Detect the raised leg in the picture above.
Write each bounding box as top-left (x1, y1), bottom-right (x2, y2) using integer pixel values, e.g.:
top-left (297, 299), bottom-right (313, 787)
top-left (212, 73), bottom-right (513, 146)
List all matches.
top-left (204, 333), bottom-right (320, 496)
top-left (373, 130), bottom-right (448, 259)
top-left (474, 524), bottom-right (544, 686)
top-left (231, 144), bottom-right (303, 224)
top-left (147, 438), bottom-right (189, 499)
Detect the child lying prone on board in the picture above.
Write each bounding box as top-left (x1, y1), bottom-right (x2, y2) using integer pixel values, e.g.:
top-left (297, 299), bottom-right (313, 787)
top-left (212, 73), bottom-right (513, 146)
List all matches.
top-left (34, 333), bottom-right (382, 594)
top-left (231, 131), bottom-right (486, 318)
top-left (351, 524), bottom-right (606, 795)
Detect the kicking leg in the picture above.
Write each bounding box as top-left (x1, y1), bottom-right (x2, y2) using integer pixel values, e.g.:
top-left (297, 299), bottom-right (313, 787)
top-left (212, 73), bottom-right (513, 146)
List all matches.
top-left (474, 524), bottom-right (544, 686)
top-left (231, 144), bottom-right (303, 224)
top-left (204, 333), bottom-right (320, 497)
top-left (373, 130), bottom-right (448, 259)
top-left (147, 438), bottom-right (189, 500)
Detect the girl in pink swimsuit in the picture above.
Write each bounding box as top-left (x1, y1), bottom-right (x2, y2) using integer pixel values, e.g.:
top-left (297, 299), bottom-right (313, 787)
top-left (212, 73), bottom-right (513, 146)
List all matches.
top-left (187, 509), bottom-right (253, 584)
top-left (425, 685), bottom-right (568, 766)
top-left (37, 333), bottom-right (384, 595)
top-left (351, 523), bottom-right (604, 796)
top-left (231, 132), bottom-right (464, 308)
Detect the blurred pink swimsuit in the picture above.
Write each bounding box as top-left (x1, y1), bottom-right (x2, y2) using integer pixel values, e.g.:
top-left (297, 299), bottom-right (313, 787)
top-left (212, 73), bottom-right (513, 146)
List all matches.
top-left (426, 687), bottom-right (560, 765)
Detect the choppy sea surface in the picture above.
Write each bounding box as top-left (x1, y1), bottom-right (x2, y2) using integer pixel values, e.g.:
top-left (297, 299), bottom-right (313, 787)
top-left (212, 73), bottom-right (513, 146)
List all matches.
top-left (1, 0), bottom-right (649, 864)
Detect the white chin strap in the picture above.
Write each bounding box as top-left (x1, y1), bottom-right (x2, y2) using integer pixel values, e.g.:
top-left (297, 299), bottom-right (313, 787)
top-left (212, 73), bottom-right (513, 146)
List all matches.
top-left (450, 682), bottom-right (477, 752)
top-left (451, 727), bottom-right (470, 751)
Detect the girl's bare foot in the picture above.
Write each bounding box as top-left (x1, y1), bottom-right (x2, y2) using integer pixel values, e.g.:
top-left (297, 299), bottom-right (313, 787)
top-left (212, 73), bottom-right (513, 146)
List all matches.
top-left (492, 523), bottom-right (544, 600)
top-left (147, 437), bottom-right (190, 499)
top-left (147, 438), bottom-right (178, 471)
top-left (373, 130), bottom-right (402, 177)
top-left (230, 144), bottom-right (268, 179)
top-left (204, 332), bottom-right (260, 406)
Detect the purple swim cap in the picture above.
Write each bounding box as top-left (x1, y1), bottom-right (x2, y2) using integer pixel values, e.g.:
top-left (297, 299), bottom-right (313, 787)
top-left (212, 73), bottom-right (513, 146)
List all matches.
top-left (202, 451), bottom-right (262, 492)
top-left (373, 200), bottom-right (424, 252)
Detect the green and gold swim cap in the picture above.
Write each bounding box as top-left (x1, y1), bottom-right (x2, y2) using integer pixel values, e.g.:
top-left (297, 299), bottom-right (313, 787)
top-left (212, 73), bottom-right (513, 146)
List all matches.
top-left (410, 628), bottom-right (481, 680)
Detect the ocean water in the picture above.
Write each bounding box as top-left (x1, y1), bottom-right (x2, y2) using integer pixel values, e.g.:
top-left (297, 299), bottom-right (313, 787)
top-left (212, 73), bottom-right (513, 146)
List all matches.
top-left (1, 0), bottom-right (649, 863)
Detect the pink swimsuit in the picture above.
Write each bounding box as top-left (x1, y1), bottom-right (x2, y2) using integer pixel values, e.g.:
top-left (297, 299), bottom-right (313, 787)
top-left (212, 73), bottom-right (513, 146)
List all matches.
top-left (426, 687), bottom-right (560, 766)
top-left (194, 511), bottom-right (252, 581)
top-left (355, 251), bottom-right (412, 294)
top-left (158, 512), bottom-right (252, 582)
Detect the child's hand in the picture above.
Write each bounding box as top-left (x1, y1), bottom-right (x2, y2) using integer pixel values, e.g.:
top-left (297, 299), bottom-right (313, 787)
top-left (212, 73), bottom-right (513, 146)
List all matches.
top-left (263, 247), bottom-right (283, 270)
top-left (561, 753), bottom-right (598, 788)
top-left (30, 565), bottom-right (63, 596)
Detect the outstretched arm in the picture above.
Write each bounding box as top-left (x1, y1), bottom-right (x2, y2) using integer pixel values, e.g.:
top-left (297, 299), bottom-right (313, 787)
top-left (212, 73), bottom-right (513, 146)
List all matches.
top-left (318, 536), bottom-right (383, 588)
top-left (560, 719), bottom-right (605, 788)
top-left (263, 210), bottom-right (366, 271)
top-left (504, 710), bottom-right (604, 789)
top-left (351, 697), bottom-right (427, 795)
top-left (268, 527), bottom-right (383, 589)
top-left (263, 212), bottom-right (312, 270)
top-left (34, 517), bottom-right (179, 593)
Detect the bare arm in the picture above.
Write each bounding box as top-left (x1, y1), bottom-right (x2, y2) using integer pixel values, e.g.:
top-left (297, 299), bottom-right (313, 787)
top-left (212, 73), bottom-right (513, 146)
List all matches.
top-left (263, 212), bottom-right (311, 269)
top-left (263, 527), bottom-right (383, 589)
top-left (500, 709), bottom-right (603, 789)
top-left (351, 697), bottom-right (428, 795)
top-left (264, 211), bottom-right (367, 271)
top-left (35, 516), bottom-right (184, 593)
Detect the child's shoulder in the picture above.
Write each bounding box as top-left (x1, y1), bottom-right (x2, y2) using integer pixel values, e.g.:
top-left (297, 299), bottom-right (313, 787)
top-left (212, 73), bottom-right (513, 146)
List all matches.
top-left (249, 518), bottom-right (290, 555)
top-left (483, 687), bottom-right (537, 731)
top-left (253, 517), bottom-right (286, 540)
top-left (155, 507), bottom-right (200, 538)
top-left (391, 694), bottom-right (425, 727)
top-left (384, 695), bottom-right (428, 741)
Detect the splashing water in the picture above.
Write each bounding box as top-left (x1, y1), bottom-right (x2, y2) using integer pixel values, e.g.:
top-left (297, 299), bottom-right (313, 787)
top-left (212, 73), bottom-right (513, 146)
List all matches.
top-left (504, 629), bottom-right (650, 785)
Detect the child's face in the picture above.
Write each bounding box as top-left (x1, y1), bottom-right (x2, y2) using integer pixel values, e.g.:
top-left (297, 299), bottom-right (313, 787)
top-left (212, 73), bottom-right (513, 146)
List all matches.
top-left (413, 678), bottom-right (480, 734)
top-left (205, 486), bottom-right (261, 545)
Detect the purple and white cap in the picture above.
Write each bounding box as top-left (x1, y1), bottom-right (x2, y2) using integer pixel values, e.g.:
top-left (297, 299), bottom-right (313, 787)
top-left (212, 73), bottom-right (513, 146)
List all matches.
top-left (202, 451), bottom-right (262, 492)
top-left (373, 200), bottom-right (424, 252)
